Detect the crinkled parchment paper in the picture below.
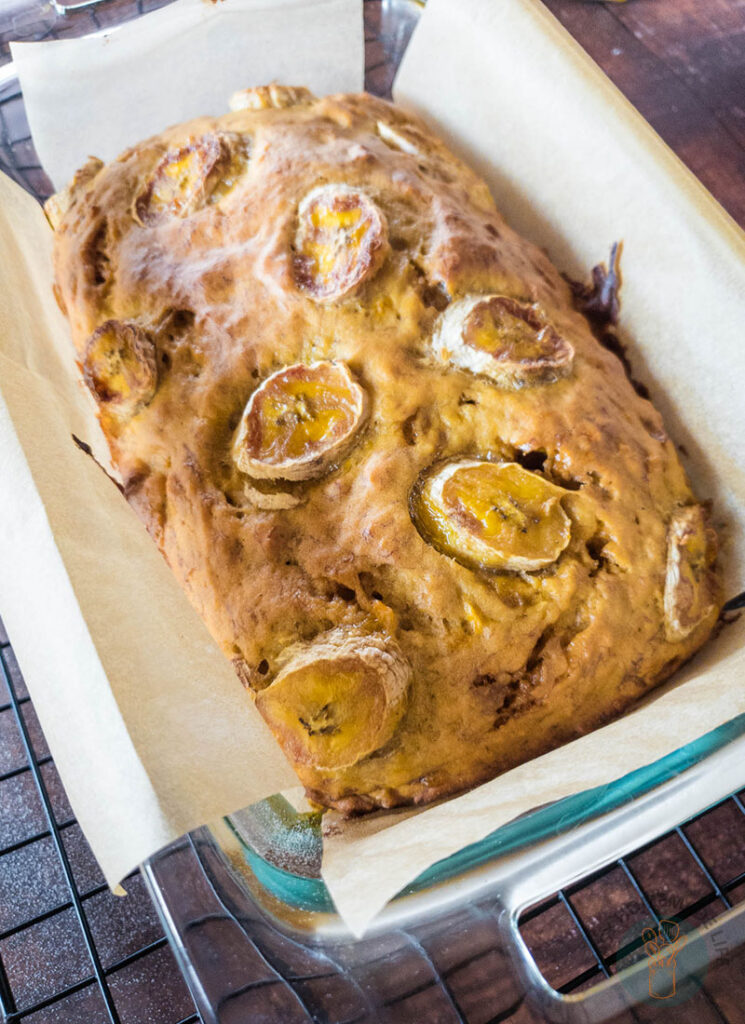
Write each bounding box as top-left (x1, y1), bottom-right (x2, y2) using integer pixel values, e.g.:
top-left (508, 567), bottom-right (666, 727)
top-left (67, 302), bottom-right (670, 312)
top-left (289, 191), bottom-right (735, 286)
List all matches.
top-left (0, 0), bottom-right (362, 892)
top-left (11, 0), bottom-right (364, 189)
top-left (2, 0), bottom-right (744, 933)
top-left (320, 0), bottom-right (745, 936)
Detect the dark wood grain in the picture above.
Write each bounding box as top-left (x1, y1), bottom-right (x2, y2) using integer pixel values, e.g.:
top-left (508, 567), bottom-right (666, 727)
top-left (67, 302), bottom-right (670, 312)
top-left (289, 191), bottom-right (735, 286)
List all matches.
top-left (544, 0), bottom-right (745, 227)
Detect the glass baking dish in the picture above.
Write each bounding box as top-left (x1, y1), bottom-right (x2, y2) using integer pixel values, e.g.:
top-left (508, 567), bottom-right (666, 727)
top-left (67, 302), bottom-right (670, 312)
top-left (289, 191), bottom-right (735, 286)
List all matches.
top-left (141, 695), bottom-right (745, 1023)
top-left (2, 0), bottom-right (745, 1019)
top-left (146, 0), bottom-right (743, 1010)
top-left (140, 0), bottom-right (745, 1011)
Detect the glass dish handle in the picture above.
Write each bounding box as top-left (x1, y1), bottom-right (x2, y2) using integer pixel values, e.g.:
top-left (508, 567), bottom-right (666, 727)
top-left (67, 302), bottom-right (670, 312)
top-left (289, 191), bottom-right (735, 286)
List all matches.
top-left (143, 832), bottom-right (535, 1024)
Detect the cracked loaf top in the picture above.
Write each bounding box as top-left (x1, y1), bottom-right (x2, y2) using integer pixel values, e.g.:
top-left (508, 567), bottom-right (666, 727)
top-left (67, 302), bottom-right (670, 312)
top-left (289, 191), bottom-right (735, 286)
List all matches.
top-left (46, 86), bottom-right (721, 813)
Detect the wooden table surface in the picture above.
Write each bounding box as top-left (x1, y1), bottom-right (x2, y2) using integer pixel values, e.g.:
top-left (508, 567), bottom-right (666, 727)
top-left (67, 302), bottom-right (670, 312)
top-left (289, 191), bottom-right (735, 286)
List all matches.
top-left (0, 1), bottom-right (744, 1022)
top-left (544, 0), bottom-right (745, 229)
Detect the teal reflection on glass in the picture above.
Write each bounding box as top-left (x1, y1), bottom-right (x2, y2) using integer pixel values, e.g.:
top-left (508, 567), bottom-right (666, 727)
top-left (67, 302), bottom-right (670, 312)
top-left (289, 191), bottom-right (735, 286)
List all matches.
top-left (228, 714), bottom-right (745, 914)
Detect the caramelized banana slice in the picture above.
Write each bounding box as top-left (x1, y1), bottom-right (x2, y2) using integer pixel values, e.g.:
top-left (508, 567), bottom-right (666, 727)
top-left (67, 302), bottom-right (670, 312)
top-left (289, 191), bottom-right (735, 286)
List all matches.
top-left (294, 184), bottom-right (389, 301)
top-left (44, 156), bottom-right (104, 231)
top-left (414, 459), bottom-right (572, 572)
top-left (664, 506), bottom-right (718, 641)
top-left (233, 361), bottom-right (367, 481)
top-left (433, 295), bottom-right (574, 388)
top-left (83, 320), bottom-right (158, 419)
top-left (256, 630), bottom-right (410, 770)
top-left (229, 84), bottom-right (314, 111)
top-left (134, 132), bottom-right (248, 224)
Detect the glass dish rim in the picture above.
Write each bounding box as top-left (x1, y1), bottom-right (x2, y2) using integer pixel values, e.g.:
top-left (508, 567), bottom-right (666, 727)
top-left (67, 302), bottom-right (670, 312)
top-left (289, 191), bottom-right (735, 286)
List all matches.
top-left (224, 708), bottom-right (745, 915)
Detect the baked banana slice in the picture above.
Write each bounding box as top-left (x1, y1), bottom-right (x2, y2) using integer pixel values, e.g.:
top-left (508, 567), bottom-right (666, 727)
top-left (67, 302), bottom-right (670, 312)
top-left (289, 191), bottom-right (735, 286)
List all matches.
top-left (229, 84), bottom-right (314, 111)
top-left (432, 295), bottom-right (574, 388)
top-left (293, 184), bottom-right (389, 301)
top-left (256, 629), bottom-right (410, 770)
top-left (134, 132), bottom-right (249, 224)
top-left (413, 459), bottom-right (572, 572)
top-left (232, 361), bottom-right (368, 481)
top-left (82, 320), bottom-right (158, 420)
top-left (664, 505), bottom-right (719, 642)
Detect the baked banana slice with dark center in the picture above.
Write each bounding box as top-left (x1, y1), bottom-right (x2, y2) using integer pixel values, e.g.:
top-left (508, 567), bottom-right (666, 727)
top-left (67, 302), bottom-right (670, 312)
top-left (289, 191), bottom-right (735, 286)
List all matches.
top-left (433, 294), bottom-right (574, 388)
top-left (134, 132), bottom-right (249, 224)
top-left (413, 459), bottom-right (572, 572)
top-left (82, 320), bottom-right (158, 421)
top-left (664, 505), bottom-right (718, 641)
top-left (232, 361), bottom-right (368, 481)
top-left (293, 184), bottom-right (389, 301)
top-left (256, 630), bottom-right (410, 770)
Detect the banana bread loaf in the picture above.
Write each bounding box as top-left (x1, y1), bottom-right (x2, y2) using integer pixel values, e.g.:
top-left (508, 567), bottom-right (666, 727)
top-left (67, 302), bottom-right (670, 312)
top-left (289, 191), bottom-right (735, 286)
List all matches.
top-left (46, 86), bottom-right (721, 812)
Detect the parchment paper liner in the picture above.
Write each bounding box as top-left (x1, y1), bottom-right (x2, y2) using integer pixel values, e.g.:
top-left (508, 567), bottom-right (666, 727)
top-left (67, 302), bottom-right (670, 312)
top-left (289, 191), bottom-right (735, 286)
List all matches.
top-left (2, 0), bottom-right (743, 935)
top-left (321, 0), bottom-right (745, 936)
top-left (1, 0), bottom-right (361, 892)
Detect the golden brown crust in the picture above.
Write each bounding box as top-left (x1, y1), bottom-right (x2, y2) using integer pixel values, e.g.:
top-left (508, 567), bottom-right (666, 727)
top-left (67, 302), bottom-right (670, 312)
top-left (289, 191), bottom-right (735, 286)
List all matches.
top-left (44, 156), bottom-right (104, 231)
top-left (49, 89), bottom-right (722, 812)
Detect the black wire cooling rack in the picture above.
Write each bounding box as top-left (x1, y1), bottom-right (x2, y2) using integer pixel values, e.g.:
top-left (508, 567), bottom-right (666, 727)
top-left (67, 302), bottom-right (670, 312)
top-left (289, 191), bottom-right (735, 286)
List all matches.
top-left (3, 604), bottom-right (745, 1024)
top-left (0, 624), bottom-right (201, 1024)
top-left (520, 792), bottom-right (745, 995)
top-left (1, 1), bottom-right (745, 1020)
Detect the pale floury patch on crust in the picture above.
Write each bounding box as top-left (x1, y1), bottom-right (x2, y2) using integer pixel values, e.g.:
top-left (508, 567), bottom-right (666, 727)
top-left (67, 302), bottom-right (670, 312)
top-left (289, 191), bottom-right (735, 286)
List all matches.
top-left (229, 84), bottom-right (315, 112)
top-left (256, 628), bottom-right (411, 771)
top-left (232, 361), bottom-right (368, 482)
top-left (432, 294), bottom-right (575, 388)
top-left (664, 505), bottom-right (718, 642)
top-left (376, 119), bottom-right (421, 157)
top-left (242, 483), bottom-right (303, 511)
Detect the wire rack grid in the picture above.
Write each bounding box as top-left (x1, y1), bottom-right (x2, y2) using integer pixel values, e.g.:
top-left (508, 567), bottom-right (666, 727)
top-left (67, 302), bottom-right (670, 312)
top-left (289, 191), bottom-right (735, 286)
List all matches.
top-left (1, 0), bottom-right (745, 1020)
top-left (0, 624), bottom-right (202, 1024)
top-left (3, 608), bottom-right (745, 1023)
